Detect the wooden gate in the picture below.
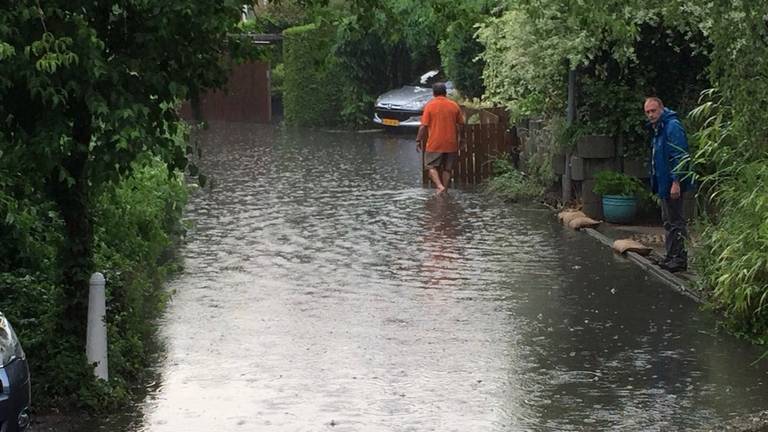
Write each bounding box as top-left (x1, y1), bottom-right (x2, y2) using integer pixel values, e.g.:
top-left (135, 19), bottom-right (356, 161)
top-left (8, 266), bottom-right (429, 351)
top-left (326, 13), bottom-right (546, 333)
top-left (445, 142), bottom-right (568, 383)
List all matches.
top-left (180, 59), bottom-right (272, 124)
top-left (422, 107), bottom-right (517, 186)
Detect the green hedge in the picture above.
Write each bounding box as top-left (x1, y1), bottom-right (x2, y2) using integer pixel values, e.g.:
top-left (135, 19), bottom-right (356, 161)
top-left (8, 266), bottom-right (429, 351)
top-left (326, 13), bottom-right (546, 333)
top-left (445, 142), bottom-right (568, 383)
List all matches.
top-left (282, 24), bottom-right (344, 127)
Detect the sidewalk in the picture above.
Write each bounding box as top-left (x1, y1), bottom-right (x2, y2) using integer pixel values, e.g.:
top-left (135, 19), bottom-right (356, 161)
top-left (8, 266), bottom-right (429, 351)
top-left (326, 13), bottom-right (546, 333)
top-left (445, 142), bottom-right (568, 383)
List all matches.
top-left (581, 221), bottom-right (705, 302)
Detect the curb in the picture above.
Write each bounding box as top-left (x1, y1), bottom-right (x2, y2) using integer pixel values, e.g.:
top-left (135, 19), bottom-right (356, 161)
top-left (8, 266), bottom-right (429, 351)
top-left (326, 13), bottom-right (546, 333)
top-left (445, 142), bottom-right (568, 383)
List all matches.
top-left (582, 227), bottom-right (703, 304)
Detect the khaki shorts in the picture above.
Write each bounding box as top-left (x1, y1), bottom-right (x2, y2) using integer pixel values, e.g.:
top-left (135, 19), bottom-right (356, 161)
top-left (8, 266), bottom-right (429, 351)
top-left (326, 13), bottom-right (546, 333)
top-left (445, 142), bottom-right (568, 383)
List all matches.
top-left (424, 152), bottom-right (458, 170)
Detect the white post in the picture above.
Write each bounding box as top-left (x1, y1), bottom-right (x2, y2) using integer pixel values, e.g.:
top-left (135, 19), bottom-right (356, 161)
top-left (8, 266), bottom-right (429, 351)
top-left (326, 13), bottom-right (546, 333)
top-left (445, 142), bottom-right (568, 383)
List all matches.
top-left (86, 272), bottom-right (108, 381)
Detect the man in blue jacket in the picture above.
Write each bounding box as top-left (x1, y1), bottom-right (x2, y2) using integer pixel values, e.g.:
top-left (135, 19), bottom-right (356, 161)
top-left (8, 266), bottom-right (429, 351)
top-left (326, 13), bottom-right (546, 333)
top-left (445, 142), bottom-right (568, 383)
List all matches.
top-left (644, 97), bottom-right (692, 273)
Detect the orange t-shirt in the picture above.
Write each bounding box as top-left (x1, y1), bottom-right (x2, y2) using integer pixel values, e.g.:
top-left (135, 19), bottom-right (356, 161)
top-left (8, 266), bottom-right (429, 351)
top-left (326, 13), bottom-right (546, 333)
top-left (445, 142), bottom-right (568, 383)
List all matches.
top-left (421, 96), bottom-right (464, 153)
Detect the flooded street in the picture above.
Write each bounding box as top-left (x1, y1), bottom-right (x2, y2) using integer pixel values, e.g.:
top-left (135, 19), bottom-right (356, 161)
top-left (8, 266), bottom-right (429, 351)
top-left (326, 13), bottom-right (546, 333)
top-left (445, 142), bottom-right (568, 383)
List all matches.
top-left (103, 123), bottom-right (768, 431)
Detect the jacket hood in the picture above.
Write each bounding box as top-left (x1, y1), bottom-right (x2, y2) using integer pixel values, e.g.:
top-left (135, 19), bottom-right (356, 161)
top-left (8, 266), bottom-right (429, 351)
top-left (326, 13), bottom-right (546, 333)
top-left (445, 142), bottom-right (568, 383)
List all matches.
top-left (647, 107), bottom-right (679, 131)
top-left (659, 107), bottom-right (679, 125)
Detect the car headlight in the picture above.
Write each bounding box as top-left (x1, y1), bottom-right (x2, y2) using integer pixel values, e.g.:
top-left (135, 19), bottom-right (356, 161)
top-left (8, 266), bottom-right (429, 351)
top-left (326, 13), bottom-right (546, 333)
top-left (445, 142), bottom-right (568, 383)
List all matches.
top-left (402, 100), bottom-right (425, 111)
top-left (0, 314), bottom-right (25, 367)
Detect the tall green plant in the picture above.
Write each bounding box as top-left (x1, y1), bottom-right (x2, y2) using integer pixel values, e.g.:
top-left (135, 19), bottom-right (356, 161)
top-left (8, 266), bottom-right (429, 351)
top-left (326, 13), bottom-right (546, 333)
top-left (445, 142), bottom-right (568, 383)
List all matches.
top-left (690, 93), bottom-right (768, 343)
top-left (685, 0), bottom-right (768, 343)
top-left (696, 163), bottom-right (768, 340)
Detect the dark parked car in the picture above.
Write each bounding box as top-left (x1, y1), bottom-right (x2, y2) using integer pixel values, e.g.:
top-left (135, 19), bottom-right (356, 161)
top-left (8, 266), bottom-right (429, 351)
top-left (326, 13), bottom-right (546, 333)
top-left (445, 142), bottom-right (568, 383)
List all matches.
top-left (372, 69), bottom-right (454, 128)
top-left (0, 313), bottom-right (30, 432)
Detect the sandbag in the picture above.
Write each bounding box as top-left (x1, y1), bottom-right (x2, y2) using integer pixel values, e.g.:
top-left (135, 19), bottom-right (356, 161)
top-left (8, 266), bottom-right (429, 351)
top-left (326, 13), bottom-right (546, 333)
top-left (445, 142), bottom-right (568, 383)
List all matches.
top-left (558, 210), bottom-right (587, 226)
top-left (568, 216), bottom-right (601, 230)
top-left (612, 239), bottom-right (653, 256)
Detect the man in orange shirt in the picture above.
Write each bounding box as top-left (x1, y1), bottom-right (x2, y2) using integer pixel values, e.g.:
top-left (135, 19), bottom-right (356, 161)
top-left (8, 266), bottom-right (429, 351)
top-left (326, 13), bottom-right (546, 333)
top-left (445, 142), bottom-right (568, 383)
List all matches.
top-left (416, 82), bottom-right (464, 194)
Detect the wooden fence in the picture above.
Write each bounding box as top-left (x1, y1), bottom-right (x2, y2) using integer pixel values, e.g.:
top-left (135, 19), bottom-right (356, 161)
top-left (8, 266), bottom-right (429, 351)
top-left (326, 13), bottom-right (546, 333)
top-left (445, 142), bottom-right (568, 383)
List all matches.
top-left (180, 60), bottom-right (272, 124)
top-left (422, 107), bottom-right (518, 186)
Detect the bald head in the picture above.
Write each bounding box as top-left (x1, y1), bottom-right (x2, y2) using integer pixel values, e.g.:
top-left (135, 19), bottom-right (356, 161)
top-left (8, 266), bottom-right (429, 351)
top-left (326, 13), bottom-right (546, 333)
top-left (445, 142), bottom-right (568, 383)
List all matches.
top-left (644, 97), bottom-right (664, 124)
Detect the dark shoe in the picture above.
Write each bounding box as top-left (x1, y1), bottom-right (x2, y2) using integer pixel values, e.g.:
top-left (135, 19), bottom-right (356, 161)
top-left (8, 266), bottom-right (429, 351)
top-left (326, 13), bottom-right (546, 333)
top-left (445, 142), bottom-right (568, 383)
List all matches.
top-left (659, 261), bottom-right (687, 273)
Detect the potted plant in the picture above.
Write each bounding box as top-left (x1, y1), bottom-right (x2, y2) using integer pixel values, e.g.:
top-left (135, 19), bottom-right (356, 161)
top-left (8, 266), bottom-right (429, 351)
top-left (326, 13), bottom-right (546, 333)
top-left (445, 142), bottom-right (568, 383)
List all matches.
top-left (592, 170), bottom-right (646, 224)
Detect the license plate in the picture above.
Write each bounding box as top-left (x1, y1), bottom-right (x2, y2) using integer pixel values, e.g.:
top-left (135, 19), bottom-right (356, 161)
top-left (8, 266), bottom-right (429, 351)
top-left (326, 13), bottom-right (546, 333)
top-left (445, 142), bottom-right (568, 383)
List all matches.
top-left (382, 118), bottom-right (400, 126)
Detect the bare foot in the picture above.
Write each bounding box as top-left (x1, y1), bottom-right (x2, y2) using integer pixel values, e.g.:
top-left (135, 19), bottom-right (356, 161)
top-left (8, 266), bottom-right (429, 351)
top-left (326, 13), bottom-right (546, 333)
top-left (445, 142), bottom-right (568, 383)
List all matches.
top-left (435, 186), bottom-right (447, 194)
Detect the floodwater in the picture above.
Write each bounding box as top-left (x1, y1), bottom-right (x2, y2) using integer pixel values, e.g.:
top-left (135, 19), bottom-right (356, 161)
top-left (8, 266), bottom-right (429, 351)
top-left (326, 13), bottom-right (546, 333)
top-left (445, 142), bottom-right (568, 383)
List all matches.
top-left (92, 123), bottom-right (768, 431)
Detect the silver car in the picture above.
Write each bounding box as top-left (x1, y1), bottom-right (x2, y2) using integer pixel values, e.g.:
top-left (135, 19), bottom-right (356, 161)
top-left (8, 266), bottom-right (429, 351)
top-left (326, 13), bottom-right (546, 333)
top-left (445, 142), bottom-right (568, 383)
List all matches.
top-left (373, 70), bottom-right (454, 128)
top-left (0, 313), bottom-right (30, 432)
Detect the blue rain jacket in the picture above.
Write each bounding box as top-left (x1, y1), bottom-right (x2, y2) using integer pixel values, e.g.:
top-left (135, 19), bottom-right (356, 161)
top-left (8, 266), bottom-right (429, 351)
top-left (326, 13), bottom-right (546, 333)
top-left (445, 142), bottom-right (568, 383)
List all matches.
top-left (649, 108), bottom-right (692, 199)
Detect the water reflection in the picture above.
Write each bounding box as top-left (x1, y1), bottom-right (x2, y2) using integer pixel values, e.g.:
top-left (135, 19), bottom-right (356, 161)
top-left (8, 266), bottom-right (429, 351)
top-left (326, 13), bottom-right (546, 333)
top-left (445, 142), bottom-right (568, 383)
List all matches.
top-left (420, 195), bottom-right (464, 290)
top-left (76, 123), bottom-right (768, 432)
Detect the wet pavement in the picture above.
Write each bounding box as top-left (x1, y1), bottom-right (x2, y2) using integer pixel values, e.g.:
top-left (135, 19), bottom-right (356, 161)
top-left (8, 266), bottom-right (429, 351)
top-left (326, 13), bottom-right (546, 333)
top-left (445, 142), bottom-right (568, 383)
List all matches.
top-left (56, 123), bottom-right (768, 431)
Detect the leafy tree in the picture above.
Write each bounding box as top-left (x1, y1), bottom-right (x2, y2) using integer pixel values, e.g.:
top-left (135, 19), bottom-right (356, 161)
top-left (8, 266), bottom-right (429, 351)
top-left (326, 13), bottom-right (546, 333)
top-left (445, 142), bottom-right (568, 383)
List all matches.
top-left (0, 1), bottom-right (246, 344)
top-left (477, 0), bottom-right (709, 156)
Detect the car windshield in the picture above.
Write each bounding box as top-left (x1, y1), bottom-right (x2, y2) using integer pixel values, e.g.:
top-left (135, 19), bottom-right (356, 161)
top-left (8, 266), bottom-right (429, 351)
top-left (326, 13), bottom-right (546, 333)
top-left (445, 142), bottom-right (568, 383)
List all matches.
top-left (409, 70), bottom-right (447, 87)
top-left (0, 316), bottom-right (14, 362)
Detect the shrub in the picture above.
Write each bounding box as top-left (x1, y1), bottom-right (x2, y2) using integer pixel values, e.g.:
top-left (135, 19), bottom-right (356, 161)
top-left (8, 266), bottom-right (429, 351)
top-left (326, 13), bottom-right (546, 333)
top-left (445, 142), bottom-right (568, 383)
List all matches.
top-left (339, 84), bottom-right (376, 129)
top-left (0, 154), bottom-right (187, 410)
top-left (484, 156), bottom-right (545, 202)
top-left (91, 155), bottom-right (187, 400)
top-left (592, 170), bottom-right (646, 197)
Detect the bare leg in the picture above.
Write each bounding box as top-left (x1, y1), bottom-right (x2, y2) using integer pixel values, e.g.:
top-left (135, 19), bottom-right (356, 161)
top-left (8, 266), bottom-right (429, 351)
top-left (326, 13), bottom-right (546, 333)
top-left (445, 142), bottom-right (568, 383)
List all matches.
top-left (441, 169), bottom-right (452, 191)
top-left (427, 167), bottom-right (445, 193)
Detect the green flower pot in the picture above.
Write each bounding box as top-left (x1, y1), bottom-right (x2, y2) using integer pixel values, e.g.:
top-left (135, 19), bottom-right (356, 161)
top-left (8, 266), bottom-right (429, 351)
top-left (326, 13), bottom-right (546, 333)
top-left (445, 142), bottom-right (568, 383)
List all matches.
top-left (602, 195), bottom-right (637, 224)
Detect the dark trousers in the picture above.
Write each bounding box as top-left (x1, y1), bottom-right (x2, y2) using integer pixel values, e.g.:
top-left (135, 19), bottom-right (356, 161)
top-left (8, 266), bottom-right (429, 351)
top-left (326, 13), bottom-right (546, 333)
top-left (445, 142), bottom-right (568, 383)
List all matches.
top-left (660, 194), bottom-right (688, 265)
